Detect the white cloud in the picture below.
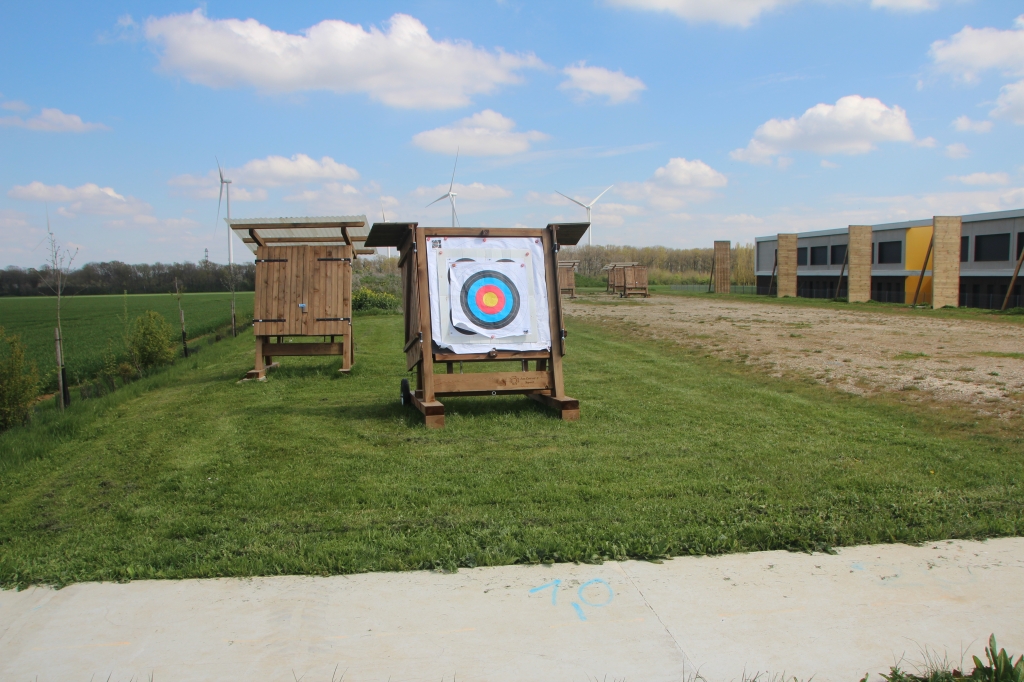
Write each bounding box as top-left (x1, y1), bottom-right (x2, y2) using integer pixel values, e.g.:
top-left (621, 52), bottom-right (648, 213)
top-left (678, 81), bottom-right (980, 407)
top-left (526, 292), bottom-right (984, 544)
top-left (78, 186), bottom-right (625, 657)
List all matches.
top-left (945, 142), bottom-right (970, 159)
top-left (950, 172), bottom-right (1010, 186)
top-left (730, 95), bottom-right (917, 164)
top-left (166, 173), bottom-right (268, 202)
top-left (606, 0), bottom-right (798, 28)
top-left (870, 0), bottom-right (938, 11)
top-left (617, 157), bottom-right (727, 210)
top-left (1, 100), bottom-right (30, 112)
top-left (0, 108), bottom-right (108, 133)
top-left (412, 110), bottom-right (548, 156)
top-left (414, 182), bottom-right (513, 202)
top-left (559, 62), bottom-right (646, 104)
top-left (952, 115), bottom-right (993, 133)
top-left (929, 17), bottom-right (1024, 83)
top-left (820, 159), bottom-right (839, 169)
top-left (170, 154), bottom-right (357, 200)
top-left (144, 10), bottom-right (543, 109)
top-left (234, 154), bottom-right (359, 186)
top-left (8, 182), bottom-right (150, 218)
top-left (992, 80), bottom-right (1024, 124)
top-left (606, 0), bottom-right (939, 28)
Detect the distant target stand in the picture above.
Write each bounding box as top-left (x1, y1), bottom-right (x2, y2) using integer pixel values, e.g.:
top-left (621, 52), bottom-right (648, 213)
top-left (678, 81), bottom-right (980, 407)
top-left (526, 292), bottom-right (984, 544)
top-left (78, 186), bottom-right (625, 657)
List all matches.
top-left (364, 221), bottom-right (590, 428)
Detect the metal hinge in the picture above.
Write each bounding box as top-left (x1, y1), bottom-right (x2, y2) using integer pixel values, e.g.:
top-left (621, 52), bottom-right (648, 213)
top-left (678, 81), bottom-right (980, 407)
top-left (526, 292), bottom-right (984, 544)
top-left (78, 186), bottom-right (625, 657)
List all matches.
top-left (315, 317), bottom-right (351, 322)
top-left (255, 259), bottom-right (288, 263)
top-left (254, 318), bottom-right (286, 323)
top-left (317, 258), bottom-right (352, 262)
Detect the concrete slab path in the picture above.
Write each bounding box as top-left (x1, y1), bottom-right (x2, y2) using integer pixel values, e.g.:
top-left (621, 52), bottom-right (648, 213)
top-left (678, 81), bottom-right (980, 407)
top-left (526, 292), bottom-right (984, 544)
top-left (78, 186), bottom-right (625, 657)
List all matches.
top-left (2, 538), bottom-right (1022, 682)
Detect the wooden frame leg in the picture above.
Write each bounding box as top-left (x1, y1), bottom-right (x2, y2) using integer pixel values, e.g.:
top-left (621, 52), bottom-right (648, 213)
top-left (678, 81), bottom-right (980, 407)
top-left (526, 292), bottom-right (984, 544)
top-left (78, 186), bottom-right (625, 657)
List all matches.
top-left (246, 336), bottom-right (269, 379)
top-left (339, 322), bottom-right (353, 373)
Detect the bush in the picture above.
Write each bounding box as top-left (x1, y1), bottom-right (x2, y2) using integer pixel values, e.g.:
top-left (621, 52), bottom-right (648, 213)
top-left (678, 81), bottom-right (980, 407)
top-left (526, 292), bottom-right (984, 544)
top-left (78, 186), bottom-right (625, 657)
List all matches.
top-left (352, 287), bottom-right (400, 312)
top-left (126, 311), bottom-right (176, 373)
top-left (0, 327), bottom-right (39, 432)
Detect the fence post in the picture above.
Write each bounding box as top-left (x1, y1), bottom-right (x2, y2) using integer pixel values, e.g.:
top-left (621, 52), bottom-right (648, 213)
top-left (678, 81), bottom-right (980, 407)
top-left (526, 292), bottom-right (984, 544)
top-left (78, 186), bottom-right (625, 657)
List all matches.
top-left (54, 327), bottom-right (65, 411)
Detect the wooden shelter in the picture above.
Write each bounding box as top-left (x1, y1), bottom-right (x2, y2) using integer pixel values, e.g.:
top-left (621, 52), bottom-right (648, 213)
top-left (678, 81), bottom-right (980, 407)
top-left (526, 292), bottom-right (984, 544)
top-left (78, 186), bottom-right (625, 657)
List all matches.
top-left (618, 264), bottom-right (650, 298)
top-left (604, 262), bottom-right (649, 297)
top-left (558, 260), bottom-right (580, 299)
top-left (228, 215), bottom-right (372, 379)
top-left (603, 262), bottom-right (637, 294)
top-left (364, 221), bottom-right (589, 428)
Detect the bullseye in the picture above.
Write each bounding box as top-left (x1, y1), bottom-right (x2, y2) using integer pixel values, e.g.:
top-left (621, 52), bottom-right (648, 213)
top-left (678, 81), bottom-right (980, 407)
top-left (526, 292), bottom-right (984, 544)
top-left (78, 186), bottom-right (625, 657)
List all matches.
top-left (460, 270), bottom-right (521, 330)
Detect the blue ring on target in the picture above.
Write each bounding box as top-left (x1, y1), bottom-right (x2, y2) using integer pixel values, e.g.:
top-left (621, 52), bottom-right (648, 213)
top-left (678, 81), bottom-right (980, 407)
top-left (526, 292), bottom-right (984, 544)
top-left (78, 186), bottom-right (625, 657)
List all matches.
top-left (460, 270), bottom-right (521, 330)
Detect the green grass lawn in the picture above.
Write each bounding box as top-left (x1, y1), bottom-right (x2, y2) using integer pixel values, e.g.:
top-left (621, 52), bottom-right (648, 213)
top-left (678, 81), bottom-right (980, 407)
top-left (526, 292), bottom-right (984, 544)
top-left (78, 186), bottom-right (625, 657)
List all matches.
top-left (0, 313), bottom-right (1021, 588)
top-left (0, 292), bottom-right (254, 390)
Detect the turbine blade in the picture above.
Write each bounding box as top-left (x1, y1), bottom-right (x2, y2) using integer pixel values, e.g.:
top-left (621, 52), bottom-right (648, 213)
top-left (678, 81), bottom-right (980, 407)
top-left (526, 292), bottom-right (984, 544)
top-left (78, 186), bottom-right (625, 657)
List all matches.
top-left (449, 147), bottom-right (459, 192)
top-left (555, 190), bottom-right (588, 209)
top-left (380, 198), bottom-right (386, 222)
top-left (589, 185), bottom-right (613, 207)
top-left (216, 183), bottom-right (224, 233)
top-left (451, 197), bottom-right (460, 227)
top-left (426, 193), bottom-right (449, 208)
top-left (216, 156), bottom-right (224, 183)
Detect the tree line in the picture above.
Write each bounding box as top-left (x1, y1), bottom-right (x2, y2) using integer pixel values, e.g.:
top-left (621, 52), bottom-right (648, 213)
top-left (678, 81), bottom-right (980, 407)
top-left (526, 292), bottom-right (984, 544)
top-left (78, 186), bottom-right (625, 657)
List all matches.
top-left (0, 260), bottom-right (256, 296)
top-left (560, 243), bottom-right (755, 285)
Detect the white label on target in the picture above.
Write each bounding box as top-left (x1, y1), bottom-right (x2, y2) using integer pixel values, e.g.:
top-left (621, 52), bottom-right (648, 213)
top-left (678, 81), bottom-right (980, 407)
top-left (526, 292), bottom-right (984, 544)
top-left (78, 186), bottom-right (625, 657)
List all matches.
top-left (448, 260), bottom-right (531, 338)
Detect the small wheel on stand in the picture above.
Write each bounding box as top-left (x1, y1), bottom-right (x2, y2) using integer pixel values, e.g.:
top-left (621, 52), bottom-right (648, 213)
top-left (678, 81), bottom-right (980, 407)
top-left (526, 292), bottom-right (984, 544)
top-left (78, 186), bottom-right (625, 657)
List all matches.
top-left (400, 378), bottom-right (412, 406)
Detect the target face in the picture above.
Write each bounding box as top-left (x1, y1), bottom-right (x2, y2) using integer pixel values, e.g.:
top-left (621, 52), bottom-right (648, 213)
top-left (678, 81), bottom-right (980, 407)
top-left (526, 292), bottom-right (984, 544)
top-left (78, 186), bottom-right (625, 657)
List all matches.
top-left (459, 270), bottom-right (521, 330)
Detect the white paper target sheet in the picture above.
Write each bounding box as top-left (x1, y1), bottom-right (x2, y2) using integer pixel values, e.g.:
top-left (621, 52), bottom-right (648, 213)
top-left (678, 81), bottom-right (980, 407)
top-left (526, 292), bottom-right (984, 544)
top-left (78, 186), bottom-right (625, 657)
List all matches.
top-left (426, 236), bottom-right (552, 354)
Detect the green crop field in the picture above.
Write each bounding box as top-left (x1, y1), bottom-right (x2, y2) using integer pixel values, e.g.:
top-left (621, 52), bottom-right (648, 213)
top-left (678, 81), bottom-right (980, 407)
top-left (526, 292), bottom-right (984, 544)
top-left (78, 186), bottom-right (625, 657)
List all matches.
top-left (0, 292), bottom-right (254, 391)
top-left (1, 310), bottom-right (1021, 588)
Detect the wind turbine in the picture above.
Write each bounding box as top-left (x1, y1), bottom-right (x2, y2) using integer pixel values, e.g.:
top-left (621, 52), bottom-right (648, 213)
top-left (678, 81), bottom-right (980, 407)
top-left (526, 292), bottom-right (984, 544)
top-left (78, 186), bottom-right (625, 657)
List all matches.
top-left (426, 148), bottom-right (460, 228)
top-left (215, 158), bottom-right (237, 337)
top-left (555, 185), bottom-right (613, 246)
top-left (380, 197), bottom-right (391, 259)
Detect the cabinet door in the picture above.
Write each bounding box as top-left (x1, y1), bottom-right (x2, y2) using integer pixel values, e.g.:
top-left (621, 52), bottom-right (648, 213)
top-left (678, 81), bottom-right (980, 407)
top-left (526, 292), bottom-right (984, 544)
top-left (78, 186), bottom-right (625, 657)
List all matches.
top-left (308, 246), bottom-right (351, 336)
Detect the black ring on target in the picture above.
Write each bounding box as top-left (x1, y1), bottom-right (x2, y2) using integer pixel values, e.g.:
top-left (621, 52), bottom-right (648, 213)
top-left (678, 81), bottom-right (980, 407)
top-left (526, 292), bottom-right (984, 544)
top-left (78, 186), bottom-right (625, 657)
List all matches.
top-left (459, 270), bottom-right (521, 330)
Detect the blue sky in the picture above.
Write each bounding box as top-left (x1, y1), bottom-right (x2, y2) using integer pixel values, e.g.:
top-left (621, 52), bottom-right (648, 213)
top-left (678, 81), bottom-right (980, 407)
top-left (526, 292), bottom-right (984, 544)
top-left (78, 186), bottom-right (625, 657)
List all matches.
top-left (2, 0), bottom-right (1023, 267)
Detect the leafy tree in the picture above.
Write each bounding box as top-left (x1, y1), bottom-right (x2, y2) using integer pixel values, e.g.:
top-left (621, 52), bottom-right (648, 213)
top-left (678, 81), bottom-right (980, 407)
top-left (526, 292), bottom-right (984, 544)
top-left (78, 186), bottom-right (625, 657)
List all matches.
top-left (0, 327), bottom-right (39, 431)
top-left (126, 311), bottom-right (176, 374)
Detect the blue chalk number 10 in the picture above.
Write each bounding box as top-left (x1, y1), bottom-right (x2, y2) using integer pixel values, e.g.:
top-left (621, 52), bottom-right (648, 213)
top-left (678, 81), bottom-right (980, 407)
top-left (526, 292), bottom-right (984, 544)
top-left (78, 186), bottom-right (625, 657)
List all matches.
top-left (529, 578), bottom-right (614, 621)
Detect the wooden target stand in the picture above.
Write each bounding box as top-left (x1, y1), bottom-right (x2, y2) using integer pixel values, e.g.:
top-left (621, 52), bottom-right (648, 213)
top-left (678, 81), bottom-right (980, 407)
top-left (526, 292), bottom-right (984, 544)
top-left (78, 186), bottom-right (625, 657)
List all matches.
top-left (365, 222), bottom-right (589, 428)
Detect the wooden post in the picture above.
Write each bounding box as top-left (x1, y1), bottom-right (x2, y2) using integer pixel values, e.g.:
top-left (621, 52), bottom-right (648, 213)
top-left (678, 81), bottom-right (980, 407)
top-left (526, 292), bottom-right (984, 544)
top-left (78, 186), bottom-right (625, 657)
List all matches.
top-left (911, 236), bottom-right (934, 307)
top-left (713, 241), bottom-right (731, 294)
top-left (1001, 239), bottom-right (1024, 311)
top-left (768, 253), bottom-right (777, 296)
top-left (833, 248), bottom-right (848, 301)
top-left (174, 278), bottom-right (189, 358)
top-left (54, 327), bottom-right (65, 412)
top-left (707, 258), bottom-right (715, 293)
top-left (931, 216), bottom-right (962, 309)
top-left (413, 227), bottom-right (441, 427)
top-left (776, 234), bottom-right (798, 298)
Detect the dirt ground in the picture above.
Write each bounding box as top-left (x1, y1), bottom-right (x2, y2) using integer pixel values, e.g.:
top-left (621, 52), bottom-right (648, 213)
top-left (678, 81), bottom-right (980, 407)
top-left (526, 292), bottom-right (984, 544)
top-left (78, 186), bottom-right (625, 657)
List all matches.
top-left (566, 294), bottom-right (1024, 418)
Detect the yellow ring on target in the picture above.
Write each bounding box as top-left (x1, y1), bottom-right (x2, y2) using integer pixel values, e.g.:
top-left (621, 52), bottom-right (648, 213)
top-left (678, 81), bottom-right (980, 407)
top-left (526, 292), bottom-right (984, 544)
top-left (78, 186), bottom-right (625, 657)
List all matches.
top-left (482, 291), bottom-right (499, 307)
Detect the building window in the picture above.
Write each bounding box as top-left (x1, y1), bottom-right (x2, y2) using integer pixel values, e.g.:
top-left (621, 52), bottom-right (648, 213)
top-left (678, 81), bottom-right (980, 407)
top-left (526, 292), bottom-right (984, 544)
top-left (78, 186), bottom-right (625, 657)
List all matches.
top-left (877, 241), bottom-right (902, 264)
top-left (1017, 232), bottom-right (1023, 262)
top-left (975, 233), bottom-right (1011, 262)
top-left (797, 247), bottom-right (808, 266)
top-left (961, 235), bottom-right (969, 262)
top-left (871, 242), bottom-right (876, 264)
top-left (831, 244), bottom-right (847, 265)
top-left (810, 246), bottom-right (828, 265)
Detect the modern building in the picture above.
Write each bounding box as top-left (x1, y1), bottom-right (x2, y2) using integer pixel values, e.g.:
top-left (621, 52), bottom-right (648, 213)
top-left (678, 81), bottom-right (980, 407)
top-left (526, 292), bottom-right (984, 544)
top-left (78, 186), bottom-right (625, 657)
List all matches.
top-left (754, 208), bottom-right (1024, 308)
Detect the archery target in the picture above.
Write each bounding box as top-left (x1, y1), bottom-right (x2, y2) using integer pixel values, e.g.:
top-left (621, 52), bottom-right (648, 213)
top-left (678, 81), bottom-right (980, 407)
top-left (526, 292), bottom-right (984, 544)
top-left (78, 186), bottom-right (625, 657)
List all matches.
top-left (427, 237), bottom-right (551, 354)
top-left (449, 260), bottom-right (530, 338)
top-left (461, 270), bottom-right (520, 329)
